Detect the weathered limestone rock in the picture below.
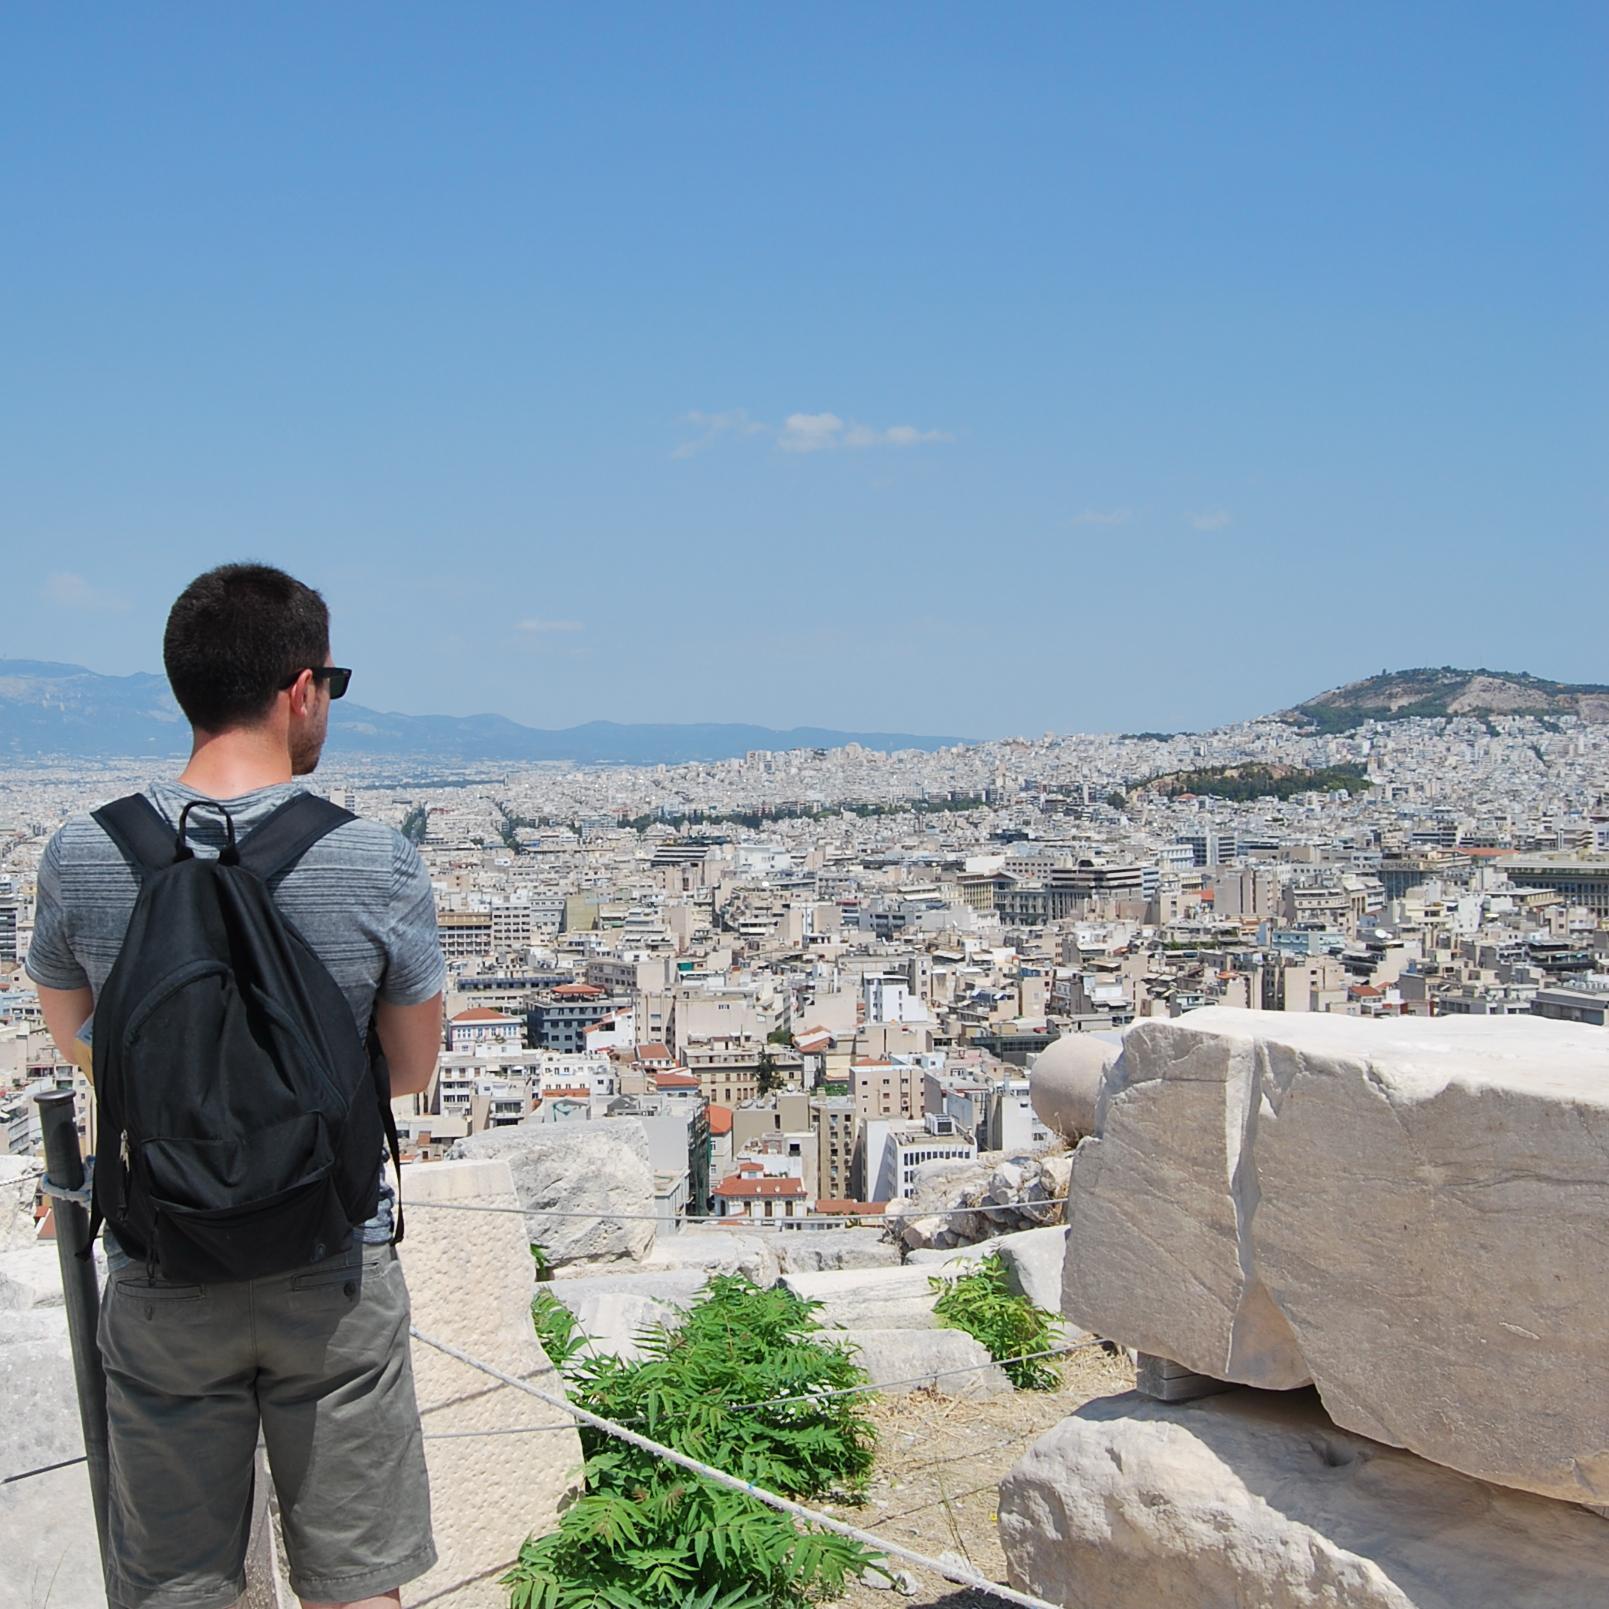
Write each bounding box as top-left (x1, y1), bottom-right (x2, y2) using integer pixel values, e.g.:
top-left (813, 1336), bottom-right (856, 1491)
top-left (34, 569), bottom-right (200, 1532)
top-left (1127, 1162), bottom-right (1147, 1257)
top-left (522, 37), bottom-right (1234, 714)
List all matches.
top-left (990, 1226), bottom-right (1068, 1314)
top-left (0, 1155), bottom-right (41, 1251)
top-left (774, 1229), bottom-right (902, 1274)
top-left (885, 1149), bottom-right (1073, 1251)
top-left (1063, 1010), bottom-right (1307, 1390)
top-left (904, 1242), bottom-right (992, 1268)
top-left (998, 1389), bottom-right (1609, 1609)
top-left (1063, 1008), bottom-right (1609, 1504)
top-left (565, 1289), bottom-right (685, 1363)
top-left (641, 1227), bottom-right (780, 1286)
top-left (1029, 1032), bottom-right (1124, 1142)
top-left (834, 1328), bottom-right (1011, 1398)
top-left (548, 1266), bottom-right (709, 1314)
top-left (450, 1119), bottom-right (655, 1268)
top-left (402, 1158), bottom-right (584, 1608)
top-left (0, 1244), bottom-right (69, 1310)
top-left (781, 1265), bottom-right (962, 1331)
top-left (905, 1226), bottom-right (1068, 1316)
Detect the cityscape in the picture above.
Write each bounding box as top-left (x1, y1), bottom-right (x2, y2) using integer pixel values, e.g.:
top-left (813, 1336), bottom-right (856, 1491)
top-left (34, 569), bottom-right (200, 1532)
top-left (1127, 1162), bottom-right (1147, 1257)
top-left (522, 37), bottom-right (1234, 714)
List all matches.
top-left (7, 668), bottom-right (1607, 1203)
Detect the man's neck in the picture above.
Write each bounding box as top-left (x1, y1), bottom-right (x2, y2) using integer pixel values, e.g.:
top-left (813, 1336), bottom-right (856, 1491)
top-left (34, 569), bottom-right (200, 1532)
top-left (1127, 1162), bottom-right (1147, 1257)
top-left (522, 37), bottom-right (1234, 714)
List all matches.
top-left (177, 728), bottom-right (295, 798)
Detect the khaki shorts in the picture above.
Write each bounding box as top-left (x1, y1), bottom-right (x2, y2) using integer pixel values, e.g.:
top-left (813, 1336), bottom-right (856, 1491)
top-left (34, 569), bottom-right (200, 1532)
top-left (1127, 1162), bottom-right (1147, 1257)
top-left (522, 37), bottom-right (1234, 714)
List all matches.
top-left (98, 1241), bottom-right (435, 1609)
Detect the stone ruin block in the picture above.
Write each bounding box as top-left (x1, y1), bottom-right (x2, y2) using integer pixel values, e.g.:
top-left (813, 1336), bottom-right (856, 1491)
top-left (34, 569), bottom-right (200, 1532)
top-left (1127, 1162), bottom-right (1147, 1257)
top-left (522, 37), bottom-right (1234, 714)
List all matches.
top-left (1063, 1007), bottom-right (1609, 1505)
top-left (999, 1388), bottom-right (1609, 1609)
top-left (401, 1157), bottom-right (584, 1607)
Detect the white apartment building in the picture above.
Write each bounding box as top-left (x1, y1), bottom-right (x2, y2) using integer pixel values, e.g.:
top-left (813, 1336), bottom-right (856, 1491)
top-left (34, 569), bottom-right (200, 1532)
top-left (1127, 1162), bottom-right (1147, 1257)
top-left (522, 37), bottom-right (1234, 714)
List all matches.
top-left (859, 1112), bottom-right (976, 1203)
top-left (431, 1044), bottom-right (540, 1117)
top-left (535, 1051), bottom-right (618, 1101)
top-left (861, 972), bottom-right (926, 1024)
top-left (446, 1008), bottom-right (525, 1051)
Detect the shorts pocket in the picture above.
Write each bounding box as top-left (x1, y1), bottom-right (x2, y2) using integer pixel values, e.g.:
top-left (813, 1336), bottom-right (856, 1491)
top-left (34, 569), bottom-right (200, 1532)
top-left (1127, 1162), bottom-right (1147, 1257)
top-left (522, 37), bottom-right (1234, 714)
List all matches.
top-left (287, 1246), bottom-right (380, 1309)
top-left (111, 1277), bottom-right (211, 1325)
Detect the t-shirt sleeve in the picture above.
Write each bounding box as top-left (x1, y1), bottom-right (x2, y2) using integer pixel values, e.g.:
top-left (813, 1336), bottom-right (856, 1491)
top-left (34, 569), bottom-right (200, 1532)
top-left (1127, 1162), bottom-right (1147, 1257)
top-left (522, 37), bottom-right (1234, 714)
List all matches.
top-left (380, 837), bottom-right (446, 1006)
top-left (25, 831), bottom-right (90, 991)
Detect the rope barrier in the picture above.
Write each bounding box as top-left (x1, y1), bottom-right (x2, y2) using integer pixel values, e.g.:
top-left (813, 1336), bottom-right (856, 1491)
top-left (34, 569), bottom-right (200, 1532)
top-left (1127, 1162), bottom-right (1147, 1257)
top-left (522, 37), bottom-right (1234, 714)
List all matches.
top-left (422, 1424), bottom-right (578, 1440)
top-left (406, 1196), bottom-right (1070, 1228)
top-left (409, 1324), bottom-right (1063, 1609)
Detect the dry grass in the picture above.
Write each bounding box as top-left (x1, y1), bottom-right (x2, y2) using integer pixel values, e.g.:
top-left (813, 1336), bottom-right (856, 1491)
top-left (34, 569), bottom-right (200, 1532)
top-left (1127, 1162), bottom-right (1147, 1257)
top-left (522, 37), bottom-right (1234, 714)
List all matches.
top-left (820, 1344), bottom-right (1135, 1608)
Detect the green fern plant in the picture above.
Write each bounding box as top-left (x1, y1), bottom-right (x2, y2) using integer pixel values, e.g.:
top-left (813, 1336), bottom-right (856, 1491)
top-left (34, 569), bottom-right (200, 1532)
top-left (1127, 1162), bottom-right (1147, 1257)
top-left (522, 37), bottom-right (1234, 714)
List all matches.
top-left (929, 1253), bottom-right (1060, 1390)
top-left (507, 1275), bottom-right (880, 1609)
top-left (532, 1287), bottom-right (591, 1372)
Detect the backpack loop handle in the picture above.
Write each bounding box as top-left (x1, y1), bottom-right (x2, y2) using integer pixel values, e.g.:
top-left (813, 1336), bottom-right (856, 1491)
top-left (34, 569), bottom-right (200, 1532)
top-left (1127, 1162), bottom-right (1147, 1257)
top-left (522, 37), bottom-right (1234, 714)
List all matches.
top-left (175, 801), bottom-right (240, 865)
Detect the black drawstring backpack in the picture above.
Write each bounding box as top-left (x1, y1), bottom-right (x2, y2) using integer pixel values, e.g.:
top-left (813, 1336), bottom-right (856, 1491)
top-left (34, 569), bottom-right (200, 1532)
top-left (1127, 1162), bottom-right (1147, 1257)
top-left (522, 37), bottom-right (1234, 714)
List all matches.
top-left (83, 792), bottom-right (404, 1282)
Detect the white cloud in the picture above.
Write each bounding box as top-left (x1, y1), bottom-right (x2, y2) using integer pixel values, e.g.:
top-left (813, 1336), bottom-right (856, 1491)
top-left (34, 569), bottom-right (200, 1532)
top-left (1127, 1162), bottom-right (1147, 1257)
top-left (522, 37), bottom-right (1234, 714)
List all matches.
top-left (778, 411), bottom-right (847, 453)
top-left (42, 572), bottom-right (129, 612)
top-left (671, 408), bottom-right (769, 459)
top-left (1070, 507), bottom-right (1134, 527)
top-left (678, 408), bottom-right (954, 458)
top-left (1188, 509), bottom-right (1233, 531)
top-left (845, 422), bottom-right (954, 449)
top-left (516, 618), bottom-right (584, 635)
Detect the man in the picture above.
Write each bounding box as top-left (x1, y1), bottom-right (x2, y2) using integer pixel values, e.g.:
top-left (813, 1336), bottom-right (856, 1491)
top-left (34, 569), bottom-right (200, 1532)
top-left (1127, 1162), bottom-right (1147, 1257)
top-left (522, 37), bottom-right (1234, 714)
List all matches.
top-left (28, 563), bottom-right (444, 1609)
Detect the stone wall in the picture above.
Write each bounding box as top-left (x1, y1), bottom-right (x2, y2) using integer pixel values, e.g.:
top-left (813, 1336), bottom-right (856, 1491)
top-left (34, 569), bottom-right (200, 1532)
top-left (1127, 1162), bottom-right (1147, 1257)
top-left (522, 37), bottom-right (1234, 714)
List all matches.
top-left (401, 1158), bottom-right (584, 1607)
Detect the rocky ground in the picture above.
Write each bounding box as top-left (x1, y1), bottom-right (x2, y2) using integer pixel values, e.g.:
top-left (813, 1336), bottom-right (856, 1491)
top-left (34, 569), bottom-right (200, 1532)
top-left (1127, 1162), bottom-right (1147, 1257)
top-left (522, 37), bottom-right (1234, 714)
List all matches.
top-left (821, 1343), bottom-right (1136, 1609)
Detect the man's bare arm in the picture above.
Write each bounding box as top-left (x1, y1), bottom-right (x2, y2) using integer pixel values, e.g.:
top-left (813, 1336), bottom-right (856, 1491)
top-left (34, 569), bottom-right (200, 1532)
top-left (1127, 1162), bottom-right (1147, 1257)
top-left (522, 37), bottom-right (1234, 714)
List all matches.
top-left (374, 994), bottom-right (444, 1098)
top-left (36, 984), bottom-right (96, 1082)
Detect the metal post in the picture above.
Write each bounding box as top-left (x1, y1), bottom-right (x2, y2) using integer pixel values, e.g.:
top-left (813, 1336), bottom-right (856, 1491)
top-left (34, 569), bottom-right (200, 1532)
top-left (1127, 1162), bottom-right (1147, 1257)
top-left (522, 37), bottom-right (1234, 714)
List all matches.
top-left (36, 1090), bottom-right (111, 1575)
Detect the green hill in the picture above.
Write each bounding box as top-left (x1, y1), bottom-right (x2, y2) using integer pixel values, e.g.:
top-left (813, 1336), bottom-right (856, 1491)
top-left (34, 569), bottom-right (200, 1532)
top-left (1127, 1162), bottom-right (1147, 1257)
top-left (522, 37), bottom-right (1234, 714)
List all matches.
top-left (1130, 762), bottom-right (1371, 803)
top-left (1282, 668), bottom-right (1609, 733)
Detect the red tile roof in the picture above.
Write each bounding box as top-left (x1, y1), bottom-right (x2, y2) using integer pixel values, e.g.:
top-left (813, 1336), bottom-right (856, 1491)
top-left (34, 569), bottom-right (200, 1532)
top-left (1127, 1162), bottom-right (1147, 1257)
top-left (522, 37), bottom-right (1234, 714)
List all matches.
top-left (714, 1175), bottom-right (806, 1198)
top-left (707, 1105), bottom-right (734, 1136)
top-left (451, 1007), bottom-right (519, 1022)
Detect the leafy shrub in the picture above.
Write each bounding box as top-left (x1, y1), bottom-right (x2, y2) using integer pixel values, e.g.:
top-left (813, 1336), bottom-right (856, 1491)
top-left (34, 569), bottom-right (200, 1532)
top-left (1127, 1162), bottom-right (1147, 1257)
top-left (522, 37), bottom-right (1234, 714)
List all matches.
top-left (531, 1287), bottom-right (590, 1372)
top-left (929, 1254), bottom-right (1060, 1390)
top-left (507, 1275), bottom-right (880, 1609)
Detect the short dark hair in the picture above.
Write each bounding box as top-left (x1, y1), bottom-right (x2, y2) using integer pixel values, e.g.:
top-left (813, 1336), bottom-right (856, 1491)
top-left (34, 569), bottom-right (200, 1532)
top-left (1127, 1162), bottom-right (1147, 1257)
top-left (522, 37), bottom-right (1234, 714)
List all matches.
top-left (164, 563), bottom-right (330, 731)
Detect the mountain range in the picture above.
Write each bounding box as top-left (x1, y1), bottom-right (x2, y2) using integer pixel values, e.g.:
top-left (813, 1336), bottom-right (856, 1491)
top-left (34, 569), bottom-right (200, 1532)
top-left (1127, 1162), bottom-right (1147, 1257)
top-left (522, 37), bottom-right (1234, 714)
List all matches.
top-left (2, 660), bottom-right (1604, 763)
top-left (0, 661), bottom-right (962, 764)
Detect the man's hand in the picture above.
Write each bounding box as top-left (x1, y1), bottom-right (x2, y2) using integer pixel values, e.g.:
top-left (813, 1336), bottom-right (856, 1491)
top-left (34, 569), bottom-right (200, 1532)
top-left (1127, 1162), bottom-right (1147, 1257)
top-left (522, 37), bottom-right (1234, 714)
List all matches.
top-left (374, 993), bottom-right (444, 1098)
top-left (37, 984), bottom-right (95, 1082)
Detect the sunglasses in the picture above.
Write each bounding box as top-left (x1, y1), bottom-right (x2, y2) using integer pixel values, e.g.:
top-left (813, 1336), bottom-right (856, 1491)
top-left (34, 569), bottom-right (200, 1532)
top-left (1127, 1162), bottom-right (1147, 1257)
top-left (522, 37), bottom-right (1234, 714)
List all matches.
top-left (280, 666), bottom-right (353, 700)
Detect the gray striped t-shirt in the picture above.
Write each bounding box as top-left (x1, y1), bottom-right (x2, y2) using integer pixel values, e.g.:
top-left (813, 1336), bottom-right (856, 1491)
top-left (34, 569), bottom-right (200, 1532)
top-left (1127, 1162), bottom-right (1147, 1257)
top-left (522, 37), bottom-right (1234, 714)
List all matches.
top-left (26, 780), bottom-right (445, 1253)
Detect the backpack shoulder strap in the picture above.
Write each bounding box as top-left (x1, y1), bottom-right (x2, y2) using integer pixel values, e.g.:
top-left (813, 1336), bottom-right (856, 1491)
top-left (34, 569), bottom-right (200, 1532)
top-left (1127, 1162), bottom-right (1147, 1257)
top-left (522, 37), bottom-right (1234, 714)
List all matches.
top-left (237, 793), bottom-right (356, 883)
top-left (91, 794), bottom-right (179, 878)
top-left (371, 1029), bottom-right (406, 1247)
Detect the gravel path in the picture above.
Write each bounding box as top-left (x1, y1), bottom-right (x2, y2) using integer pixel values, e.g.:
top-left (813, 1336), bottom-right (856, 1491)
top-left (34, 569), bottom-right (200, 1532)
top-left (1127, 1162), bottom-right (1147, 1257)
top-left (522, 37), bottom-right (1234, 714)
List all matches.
top-left (820, 1344), bottom-right (1135, 1609)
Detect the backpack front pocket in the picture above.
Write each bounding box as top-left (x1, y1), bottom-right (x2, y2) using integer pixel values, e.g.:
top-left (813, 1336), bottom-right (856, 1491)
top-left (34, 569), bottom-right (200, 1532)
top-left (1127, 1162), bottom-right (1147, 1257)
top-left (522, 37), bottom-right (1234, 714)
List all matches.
top-left (141, 1115), bottom-right (351, 1280)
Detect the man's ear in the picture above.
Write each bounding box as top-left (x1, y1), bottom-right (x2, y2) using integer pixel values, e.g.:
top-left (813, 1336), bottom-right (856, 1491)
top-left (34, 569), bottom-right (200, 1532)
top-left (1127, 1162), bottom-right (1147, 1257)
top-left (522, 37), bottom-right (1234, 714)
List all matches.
top-left (287, 668), bottom-right (316, 717)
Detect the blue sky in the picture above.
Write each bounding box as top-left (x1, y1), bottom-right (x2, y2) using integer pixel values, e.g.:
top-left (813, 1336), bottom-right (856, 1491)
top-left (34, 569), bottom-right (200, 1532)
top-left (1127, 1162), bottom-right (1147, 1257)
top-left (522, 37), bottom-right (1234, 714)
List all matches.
top-left (3, 4), bottom-right (1604, 739)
